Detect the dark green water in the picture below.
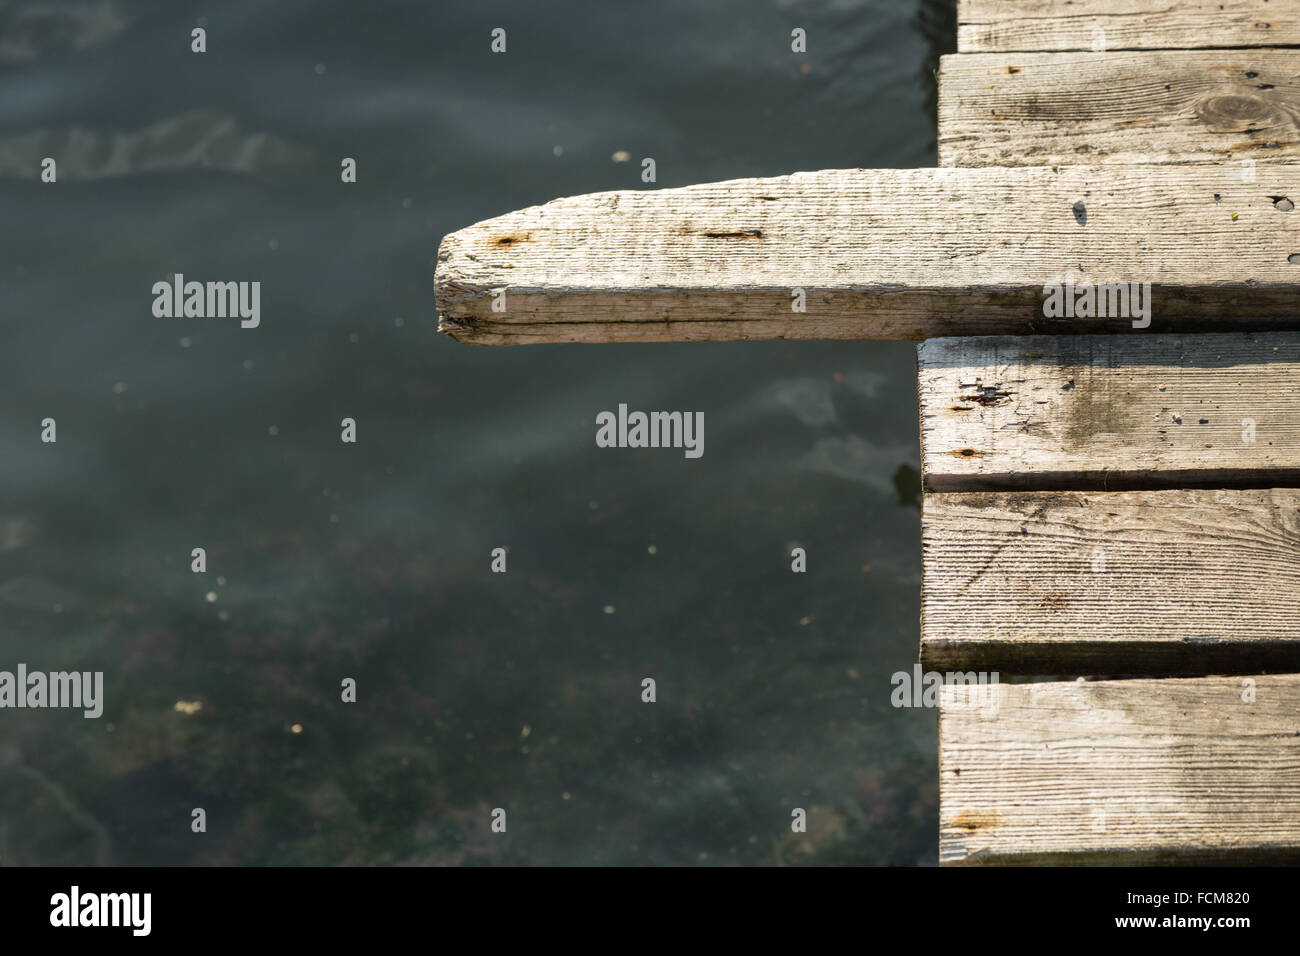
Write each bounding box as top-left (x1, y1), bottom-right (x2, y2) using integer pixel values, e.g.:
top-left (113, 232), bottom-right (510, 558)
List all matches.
top-left (0, 0), bottom-right (952, 865)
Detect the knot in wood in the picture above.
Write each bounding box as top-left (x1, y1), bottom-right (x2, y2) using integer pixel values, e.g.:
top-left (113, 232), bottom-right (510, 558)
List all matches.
top-left (1195, 91), bottom-right (1282, 132)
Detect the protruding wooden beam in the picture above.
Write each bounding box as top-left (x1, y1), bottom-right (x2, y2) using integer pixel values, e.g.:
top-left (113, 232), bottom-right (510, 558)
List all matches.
top-left (958, 0), bottom-right (1299, 53)
top-left (921, 488), bottom-right (1300, 674)
top-left (436, 166), bottom-right (1300, 345)
top-left (918, 332), bottom-right (1300, 492)
top-left (940, 675), bottom-right (1300, 864)
top-left (939, 50), bottom-right (1300, 167)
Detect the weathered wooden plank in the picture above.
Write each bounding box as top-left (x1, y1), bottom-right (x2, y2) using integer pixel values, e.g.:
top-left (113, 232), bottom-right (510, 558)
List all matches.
top-left (940, 674), bottom-right (1300, 864)
top-left (919, 332), bottom-right (1300, 492)
top-left (436, 166), bottom-right (1300, 345)
top-left (921, 488), bottom-right (1300, 674)
top-left (939, 50), bottom-right (1300, 167)
top-left (958, 0), bottom-right (1300, 53)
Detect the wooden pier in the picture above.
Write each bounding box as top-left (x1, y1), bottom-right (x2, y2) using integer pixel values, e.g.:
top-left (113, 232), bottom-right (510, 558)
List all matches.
top-left (436, 0), bottom-right (1300, 864)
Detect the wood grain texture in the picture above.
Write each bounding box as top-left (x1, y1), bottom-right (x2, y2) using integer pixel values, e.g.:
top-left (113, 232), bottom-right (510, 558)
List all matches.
top-left (940, 675), bottom-right (1300, 864)
top-left (436, 166), bottom-right (1300, 345)
top-left (921, 488), bottom-right (1300, 674)
top-left (919, 332), bottom-right (1300, 492)
top-left (939, 50), bottom-right (1300, 167)
top-left (958, 0), bottom-right (1299, 52)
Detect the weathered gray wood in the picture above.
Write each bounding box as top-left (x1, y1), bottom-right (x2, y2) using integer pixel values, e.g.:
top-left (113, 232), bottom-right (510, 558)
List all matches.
top-left (939, 50), bottom-right (1300, 167)
top-left (940, 674), bottom-right (1300, 864)
top-left (436, 166), bottom-right (1300, 345)
top-left (921, 488), bottom-right (1300, 674)
top-left (958, 0), bottom-right (1300, 53)
top-left (919, 332), bottom-right (1300, 492)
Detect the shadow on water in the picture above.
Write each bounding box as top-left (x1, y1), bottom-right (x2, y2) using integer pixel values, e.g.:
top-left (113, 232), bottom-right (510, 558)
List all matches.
top-left (916, 0), bottom-right (958, 153)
